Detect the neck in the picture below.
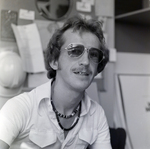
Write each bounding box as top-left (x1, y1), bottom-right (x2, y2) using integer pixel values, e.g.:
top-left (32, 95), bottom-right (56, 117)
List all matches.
top-left (51, 79), bottom-right (84, 115)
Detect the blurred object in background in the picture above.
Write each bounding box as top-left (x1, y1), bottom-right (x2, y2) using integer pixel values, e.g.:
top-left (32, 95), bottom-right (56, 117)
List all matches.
top-left (0, 51), bottom-right (26, 109)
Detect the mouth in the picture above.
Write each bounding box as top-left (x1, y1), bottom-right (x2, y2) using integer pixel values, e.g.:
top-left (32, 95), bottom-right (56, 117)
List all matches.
top-left (74, 71), bottom-right (90, 76)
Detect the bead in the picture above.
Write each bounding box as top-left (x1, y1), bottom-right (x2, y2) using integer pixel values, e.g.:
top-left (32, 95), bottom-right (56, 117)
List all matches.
top-left (51, 98), bottom-right (80, 119)
top-left (55, 101), bottom-right (82, 131)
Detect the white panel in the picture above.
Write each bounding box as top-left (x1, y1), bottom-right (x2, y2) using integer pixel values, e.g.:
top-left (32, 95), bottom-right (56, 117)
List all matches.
top-left (116, 53), bottom-right (150, 74)
top-left (115, 74), bottom-right (150, 149)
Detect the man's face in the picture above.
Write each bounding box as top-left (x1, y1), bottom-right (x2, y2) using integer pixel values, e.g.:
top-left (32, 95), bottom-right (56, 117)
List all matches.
top-left (53, 29), bottom-right (100, 92)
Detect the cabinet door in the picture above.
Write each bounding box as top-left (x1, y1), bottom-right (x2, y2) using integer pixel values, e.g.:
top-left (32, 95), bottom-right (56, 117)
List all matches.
top-left (116, 74), bottom-right (150, 149)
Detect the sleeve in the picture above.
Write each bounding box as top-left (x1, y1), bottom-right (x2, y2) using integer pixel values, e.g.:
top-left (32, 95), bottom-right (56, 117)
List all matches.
top-left (91, 106), bottom-right (112, 149)
top-left (0, 94), bottom-right (30, 146)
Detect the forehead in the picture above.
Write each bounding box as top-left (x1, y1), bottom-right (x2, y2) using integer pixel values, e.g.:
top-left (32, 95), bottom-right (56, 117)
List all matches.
top-left (61, 29), bottom-right (100, 49)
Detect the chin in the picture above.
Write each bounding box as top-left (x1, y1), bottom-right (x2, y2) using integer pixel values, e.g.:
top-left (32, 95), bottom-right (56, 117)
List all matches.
top-left (71, 73), bottom-right (95, 90)
top-left (74, 81), bottom-right (92, 92)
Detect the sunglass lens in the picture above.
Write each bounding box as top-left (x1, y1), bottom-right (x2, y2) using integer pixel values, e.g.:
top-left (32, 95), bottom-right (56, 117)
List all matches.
top-left (89, 48), bottom-right (103, 63)
top-left (68, 45), bottom-right (84, 57)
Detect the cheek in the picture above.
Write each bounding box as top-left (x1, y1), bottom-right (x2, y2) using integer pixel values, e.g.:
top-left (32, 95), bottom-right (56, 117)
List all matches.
top-left (57, 56), bottom-right (71, 71)
top-left (91, 64), bottom-right (98, 76)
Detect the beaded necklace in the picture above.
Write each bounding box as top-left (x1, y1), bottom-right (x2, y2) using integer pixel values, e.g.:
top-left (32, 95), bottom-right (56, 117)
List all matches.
top-left (51, 98), bottom-right (80, 119)
top-left (51, 98), bottom-right (82, 131)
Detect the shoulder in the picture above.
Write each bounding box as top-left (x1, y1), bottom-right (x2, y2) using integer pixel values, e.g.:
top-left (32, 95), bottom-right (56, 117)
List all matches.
top-left (5, 91), bottom-right (35, 108)
top-left (2, 92), bottom-right (29, 107)
top-left (1, 81), bottom-right (51, 113)
top-left (85, 94), bottom-right (108, 125)
top-left (85, 93), bottom-right (105, 115)
top-left (0, 83), bottom-right (44, 117)
top-left (0, 92), bottom-right (33, 118)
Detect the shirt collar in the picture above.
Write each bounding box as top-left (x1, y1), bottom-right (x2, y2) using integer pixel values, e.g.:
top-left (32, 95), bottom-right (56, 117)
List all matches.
top-left (34, 80), bottom-right (52, 107)
top-left (80, 92), bottom-right (97, 116)
top-left (35, 80), bottom-right (96, 116)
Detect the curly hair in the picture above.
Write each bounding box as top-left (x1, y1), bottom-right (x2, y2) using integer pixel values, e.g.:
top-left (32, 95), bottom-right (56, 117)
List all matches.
top-left (45, 15), bottom-right (109, 79)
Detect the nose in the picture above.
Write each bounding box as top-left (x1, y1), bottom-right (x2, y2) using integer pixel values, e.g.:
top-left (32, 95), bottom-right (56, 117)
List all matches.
top-left (78, 49), bottom-right (90, 66)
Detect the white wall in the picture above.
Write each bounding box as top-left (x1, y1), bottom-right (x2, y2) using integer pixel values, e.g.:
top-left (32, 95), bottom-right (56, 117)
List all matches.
top-left (116, 52), bottom-right (150, 75)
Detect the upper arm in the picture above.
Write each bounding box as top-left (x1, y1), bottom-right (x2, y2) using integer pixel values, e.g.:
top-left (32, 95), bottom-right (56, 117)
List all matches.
top-left (0, 140), bottom-right (9, 149)
top-left (0, 94), bottom-right (31, 146)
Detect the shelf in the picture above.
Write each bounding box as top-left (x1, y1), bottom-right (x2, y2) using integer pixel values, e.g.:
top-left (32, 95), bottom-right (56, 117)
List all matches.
top-left (115, 8), bottom-right (150, 25)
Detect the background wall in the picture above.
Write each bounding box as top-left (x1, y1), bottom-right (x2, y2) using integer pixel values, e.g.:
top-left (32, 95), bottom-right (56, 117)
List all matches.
top-left (0, 0), bottom-right (77, 50)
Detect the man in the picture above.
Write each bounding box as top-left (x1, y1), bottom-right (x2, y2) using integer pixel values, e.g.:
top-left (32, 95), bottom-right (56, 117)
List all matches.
top-left (0, 15), bottom-right (112, 149)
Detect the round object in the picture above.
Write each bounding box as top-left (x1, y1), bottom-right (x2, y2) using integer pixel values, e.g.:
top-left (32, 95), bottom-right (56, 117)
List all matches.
top-left (35, 0), bottom-right (72, 21)
top-left (0, 51), bottom-right (26, 97)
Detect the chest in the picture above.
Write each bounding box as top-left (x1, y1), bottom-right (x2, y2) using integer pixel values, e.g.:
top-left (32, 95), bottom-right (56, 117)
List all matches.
top-left (59, 116), bottom-right (77, 138)
top-left (12, 112), bottom-right (98, 149)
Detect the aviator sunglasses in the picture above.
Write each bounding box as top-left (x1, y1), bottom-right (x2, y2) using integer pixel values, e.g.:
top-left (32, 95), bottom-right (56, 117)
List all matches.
top-left (65, 43), bottom-right (105, 64)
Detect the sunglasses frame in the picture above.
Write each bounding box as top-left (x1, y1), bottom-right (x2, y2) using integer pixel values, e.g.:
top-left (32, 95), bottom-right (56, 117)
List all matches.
top-left (65, 43), bottom-right (105, 64)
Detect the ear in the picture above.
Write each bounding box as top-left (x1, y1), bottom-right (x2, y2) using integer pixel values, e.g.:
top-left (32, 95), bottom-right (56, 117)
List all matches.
top-left (49, 60), bottom-right (58, 70)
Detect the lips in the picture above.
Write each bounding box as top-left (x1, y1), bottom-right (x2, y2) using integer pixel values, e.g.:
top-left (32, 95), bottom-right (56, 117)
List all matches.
top-left (74, 71), bottom-right (89, 76)
top-left (72, 67), bottom-right (91, 76)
